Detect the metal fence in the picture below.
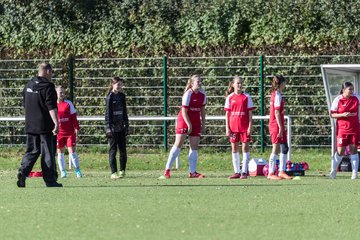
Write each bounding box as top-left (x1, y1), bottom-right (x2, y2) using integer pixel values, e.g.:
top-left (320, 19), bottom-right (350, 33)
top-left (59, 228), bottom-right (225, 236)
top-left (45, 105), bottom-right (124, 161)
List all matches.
top-left (2, 55), bottom-right (360, 149)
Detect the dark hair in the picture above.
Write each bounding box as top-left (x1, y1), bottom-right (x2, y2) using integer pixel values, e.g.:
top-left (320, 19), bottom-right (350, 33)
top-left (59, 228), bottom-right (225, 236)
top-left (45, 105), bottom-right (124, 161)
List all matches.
top-left (270, 75), bottom-right (286, 93)
top-left (107, 77), bottom-right (124, 94)
top-left (339, 82), bottom-right (354, 94)
top-left (39, 63), bottom-right (52, 70)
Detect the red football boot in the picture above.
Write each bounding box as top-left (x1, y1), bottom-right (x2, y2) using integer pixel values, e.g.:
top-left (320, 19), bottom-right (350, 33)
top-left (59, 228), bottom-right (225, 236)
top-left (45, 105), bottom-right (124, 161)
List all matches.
top-left (189, 172), bottom-right (205, 178)
top-left (164, 169), bottom-right (171, 179)
top-left (240, 173), bottom-right (248, 180)
top-left (228, 173), bottom-right (241, 179)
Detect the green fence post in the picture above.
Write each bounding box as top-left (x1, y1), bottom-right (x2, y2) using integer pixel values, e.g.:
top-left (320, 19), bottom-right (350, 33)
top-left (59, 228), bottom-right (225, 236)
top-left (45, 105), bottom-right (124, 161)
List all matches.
top-left (163, 55), bottom-right (168, 151)
top-left (68, 56), bottom-right (75, 102)
top-left (259, 54), bottom-right (265, 153)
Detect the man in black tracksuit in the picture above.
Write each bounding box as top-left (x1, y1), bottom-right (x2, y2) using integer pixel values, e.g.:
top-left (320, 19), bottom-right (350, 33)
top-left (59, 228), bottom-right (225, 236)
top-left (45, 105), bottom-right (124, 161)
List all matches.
top-left (17, 63), bottom-right (62, 188)
top-left (105, 77), bottom-right (129, 178)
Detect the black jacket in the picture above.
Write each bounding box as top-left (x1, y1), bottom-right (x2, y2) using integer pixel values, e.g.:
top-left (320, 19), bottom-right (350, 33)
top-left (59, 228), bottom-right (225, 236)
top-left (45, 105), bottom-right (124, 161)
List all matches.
top-left (23, 77), bottom-right (57, 134)
top-left (105, 92), bottom-right (129, 133)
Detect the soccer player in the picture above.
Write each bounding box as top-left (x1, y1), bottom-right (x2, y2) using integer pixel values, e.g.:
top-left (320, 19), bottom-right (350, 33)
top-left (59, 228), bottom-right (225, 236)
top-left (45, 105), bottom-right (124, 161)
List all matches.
top-left (161, 75), bottom-right (206, 179)
top-left (105, 77), bottom-right (129, 179)
top-left (330, 82), bottom-right (360, 179)
top-left (56, 85), bottom-right (83, 178)
top-left (224, 76), bottom-right (254, 179)
top-left (268, 75), bottom-right (292, 180)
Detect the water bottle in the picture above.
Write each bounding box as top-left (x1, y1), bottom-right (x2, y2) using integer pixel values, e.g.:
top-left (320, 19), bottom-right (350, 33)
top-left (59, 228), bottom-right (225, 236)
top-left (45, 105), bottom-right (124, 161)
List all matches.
top-left (291, 163), bottom-right (296, 171)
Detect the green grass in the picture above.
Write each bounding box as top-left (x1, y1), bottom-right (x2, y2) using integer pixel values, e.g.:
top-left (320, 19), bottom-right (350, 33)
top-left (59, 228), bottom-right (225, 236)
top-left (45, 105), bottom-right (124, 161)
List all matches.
top-left (1, 170), bottom-right (360, 240)
top-left (2, 147), bottom-right (357, 240)
top-left (0, 147), bottom-right (331, 172)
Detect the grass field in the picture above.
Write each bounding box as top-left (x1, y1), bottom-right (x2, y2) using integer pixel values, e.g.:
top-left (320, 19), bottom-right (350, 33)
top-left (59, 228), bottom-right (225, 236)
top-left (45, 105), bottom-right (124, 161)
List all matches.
top-left (1, 147), bottom-right (360, 240)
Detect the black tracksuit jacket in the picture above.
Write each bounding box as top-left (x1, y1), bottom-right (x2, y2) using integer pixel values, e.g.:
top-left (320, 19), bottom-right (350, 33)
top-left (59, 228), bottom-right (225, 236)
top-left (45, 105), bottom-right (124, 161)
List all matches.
top-left (105, 91), bottom-right (129, 133)
top-left (22, 77), bottom-right (57, 134)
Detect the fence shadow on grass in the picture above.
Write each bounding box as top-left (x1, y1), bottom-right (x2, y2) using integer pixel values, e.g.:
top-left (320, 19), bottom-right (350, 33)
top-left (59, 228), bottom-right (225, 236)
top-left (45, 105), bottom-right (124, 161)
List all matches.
top-left (62, 183), bottom-right (312, 188)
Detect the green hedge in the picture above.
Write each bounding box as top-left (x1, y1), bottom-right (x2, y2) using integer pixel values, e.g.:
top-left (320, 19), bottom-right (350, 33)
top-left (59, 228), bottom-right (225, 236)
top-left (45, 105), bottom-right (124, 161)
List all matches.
top-left (1, 0), bottom-right (360, 58)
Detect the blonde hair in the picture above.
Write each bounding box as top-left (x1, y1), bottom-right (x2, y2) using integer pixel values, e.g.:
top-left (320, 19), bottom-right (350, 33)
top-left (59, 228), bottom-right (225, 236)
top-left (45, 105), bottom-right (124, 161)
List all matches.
top-left (184, 74), bottom-right (201, 93)
top-left (55, 85), bottom-right (64, 91)
top-left (225, 76), bottom-right (242, 97)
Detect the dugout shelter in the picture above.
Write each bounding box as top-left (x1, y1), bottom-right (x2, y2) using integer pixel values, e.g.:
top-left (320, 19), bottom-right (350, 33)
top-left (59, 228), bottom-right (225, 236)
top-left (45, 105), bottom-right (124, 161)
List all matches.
top-left (321, 64), bottom-right (360, 156)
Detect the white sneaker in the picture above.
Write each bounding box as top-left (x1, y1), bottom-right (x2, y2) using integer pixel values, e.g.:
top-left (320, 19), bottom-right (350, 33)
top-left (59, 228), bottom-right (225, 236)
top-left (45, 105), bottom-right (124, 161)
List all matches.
top-left (351, 172), bottom-right (358, 180)
top-left (111, 173), bottom-right (119, 179)
top-left (329, 170), bottom-right (336, 179)
top-left (119, 171), bottom-right (126, 178)
top-left (75, 168), bottom-right (83, 178)
top-left (60, 170), bottom-right (67, 178)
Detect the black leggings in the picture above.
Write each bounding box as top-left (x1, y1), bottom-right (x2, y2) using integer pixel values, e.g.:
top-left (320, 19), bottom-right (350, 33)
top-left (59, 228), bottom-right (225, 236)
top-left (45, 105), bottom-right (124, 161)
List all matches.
top-left (109, 131), bottom-right (127, 173)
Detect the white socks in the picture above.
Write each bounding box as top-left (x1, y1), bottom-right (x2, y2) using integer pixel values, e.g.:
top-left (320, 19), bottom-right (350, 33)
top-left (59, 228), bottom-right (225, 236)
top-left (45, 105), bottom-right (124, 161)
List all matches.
top-left (350, 154), bottom-right (359, 179)
top-left (268, 153), bottom-right (278, 175)
top-left (188, 149), bottom-right (198, 173)
top-left (242, 152), bottom-right (250, 174)
top-left (71, 152), bottom-right (80, 169)
top-left (57, 153), bottom-right (65, 171)
top-left (232, 152), bottom-right (240, 173)
top-left (279, 153), bottom-right (286, 172)
top-left (231, 152), bottom-right (250, 174)
top-left (165, 147), bottom-right (199, 173)
top-left (165, 146), bottom-right (180, 170)
top-left (330, 152), bottom-right (342, 175)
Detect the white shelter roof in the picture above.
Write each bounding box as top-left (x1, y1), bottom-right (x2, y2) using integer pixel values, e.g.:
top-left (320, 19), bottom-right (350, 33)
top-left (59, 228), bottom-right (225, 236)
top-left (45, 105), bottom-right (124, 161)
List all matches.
top-left (321, 64), bottom-right (360, 72)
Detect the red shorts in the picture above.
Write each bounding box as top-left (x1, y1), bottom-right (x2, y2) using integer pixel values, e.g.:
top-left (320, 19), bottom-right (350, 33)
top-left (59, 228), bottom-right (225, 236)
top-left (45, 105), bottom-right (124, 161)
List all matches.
top-left (229, 132), bottom-right (251, 143)
top-left (270, 131), bottom-right (287, 144)
top-left (57, 133), bottom-right (76, 148)
top-left (175, 124), bottom-right (201, 137)
top-left (337, 134), bottom-right (358, 147)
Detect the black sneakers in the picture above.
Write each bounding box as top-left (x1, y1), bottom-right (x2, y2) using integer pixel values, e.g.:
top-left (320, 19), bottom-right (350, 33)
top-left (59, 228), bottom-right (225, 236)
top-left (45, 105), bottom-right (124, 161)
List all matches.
top-left (45, 182), bottom-right (63, 187)
top-left (16, 172), bottom-right (26, 188)
top-left (17, 171), bottom-right (62, 188)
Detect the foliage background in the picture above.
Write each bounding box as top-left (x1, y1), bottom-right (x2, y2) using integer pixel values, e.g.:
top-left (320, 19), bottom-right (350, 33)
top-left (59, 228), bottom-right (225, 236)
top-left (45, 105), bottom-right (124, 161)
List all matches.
top-left (1, 0), bottom-right (360, 58)
top-left (1, 1), bottom-right (360, 147)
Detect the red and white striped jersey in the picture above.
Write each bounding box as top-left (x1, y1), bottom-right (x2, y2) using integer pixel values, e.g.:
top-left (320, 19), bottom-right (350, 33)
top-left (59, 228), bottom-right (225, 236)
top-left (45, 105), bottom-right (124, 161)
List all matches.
top-left (224, 92), bottom-right (254, 133)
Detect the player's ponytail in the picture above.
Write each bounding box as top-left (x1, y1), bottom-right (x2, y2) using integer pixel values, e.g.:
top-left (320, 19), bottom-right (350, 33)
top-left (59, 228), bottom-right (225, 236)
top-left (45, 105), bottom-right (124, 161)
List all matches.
top-left (184, 79), bottom-right (192, 93)
top-left (225, 81), bottom-right (234, 98)
top-left (339, 82), bottom-right (353, 95)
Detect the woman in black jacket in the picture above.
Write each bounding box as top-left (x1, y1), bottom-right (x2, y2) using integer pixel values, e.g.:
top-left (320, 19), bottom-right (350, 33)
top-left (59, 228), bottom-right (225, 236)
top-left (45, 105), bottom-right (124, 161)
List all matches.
top-left (105, 77), bottom-right (129, 179)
